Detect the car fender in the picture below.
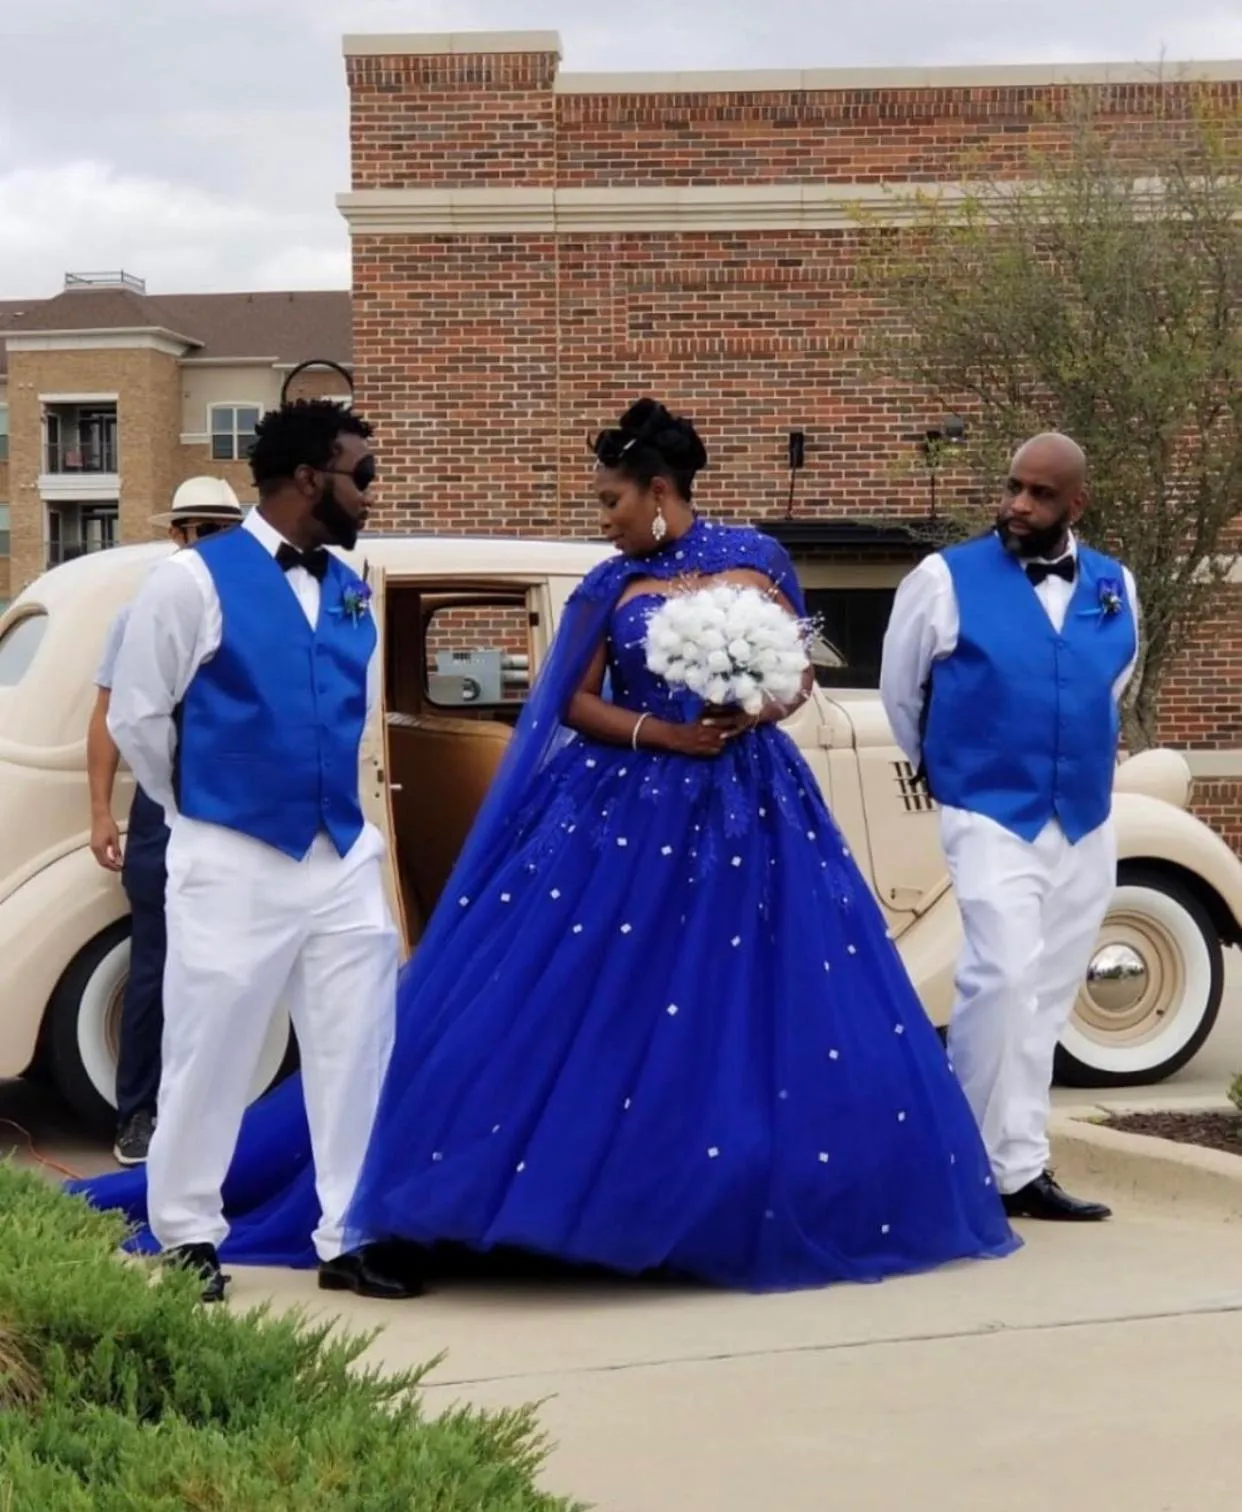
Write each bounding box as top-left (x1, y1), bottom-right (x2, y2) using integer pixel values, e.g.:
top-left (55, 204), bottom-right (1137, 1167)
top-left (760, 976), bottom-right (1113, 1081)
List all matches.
top-left (1113, 791), bottom-right (1242, 942)
top-left (891, 889), bottom-right (963, 1031)
top-left (892, 792), bottom-right (1242, 1033)
top-left (0, 846), bottom-right (128, 1078)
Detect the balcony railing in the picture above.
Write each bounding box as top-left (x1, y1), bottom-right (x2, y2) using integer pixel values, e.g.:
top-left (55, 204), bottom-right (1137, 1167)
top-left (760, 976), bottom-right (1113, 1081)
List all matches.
top-left (45, 437), bottom-right (118, 475)
top-left (47, 544), bottom-right (83, 568)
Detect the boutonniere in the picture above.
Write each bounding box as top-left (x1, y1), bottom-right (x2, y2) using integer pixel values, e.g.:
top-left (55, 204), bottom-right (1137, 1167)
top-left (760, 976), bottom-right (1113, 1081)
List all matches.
top-left (334, 579), bottom-right (373, 625)
top-left (1096, 578), bottom-right (1124, 618)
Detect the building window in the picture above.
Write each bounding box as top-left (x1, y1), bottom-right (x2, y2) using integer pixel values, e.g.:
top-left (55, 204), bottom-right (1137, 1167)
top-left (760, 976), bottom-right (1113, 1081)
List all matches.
top-left (209, 405), bottom-right (260, 462)
top-left (803, 588), bottom-right (900, 691)
top-left (46, 503), bottom-right (117, 569)
top-left (45, 406), bottom-right (117, 474)
top-left (0, 403), bottom-right (8, 462)
top-left (0, 504), bottom-right (9, 558)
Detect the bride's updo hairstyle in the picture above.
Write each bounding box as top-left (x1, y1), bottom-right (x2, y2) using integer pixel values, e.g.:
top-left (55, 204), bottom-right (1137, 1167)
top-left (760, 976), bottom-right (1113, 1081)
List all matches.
top-left (591, 398), bottom-right (708, 502)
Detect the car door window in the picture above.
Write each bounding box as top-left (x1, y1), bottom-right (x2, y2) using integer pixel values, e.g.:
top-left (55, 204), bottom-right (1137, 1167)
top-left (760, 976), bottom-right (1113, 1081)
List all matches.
top-left (423, 598), bottom-right (531, 711)
top-left (0, 612), bottom-right (49, 686)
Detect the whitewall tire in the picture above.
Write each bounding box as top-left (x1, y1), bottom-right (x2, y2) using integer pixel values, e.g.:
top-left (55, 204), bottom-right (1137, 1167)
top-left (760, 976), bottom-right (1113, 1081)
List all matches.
top-left (1055, 865), bottom-right (1224, 1088)
top-left (44, 920), bottom-right (296, 1137)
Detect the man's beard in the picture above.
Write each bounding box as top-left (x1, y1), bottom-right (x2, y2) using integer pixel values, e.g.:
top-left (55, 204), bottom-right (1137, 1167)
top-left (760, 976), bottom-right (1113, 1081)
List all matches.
top-left (996, 513), bottom-right (1070, 561)
top-left (312, 478), bottom-right (360, 550)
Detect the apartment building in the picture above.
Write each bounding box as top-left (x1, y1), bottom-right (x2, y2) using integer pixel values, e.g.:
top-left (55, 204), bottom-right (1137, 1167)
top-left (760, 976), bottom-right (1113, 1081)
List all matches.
top-left (0, 272), bottom-right (351, 606)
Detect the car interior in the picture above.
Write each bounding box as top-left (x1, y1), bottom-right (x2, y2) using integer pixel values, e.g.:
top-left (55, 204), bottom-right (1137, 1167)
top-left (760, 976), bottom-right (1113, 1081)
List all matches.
top-left (383, 582), bottom-right (535, 947)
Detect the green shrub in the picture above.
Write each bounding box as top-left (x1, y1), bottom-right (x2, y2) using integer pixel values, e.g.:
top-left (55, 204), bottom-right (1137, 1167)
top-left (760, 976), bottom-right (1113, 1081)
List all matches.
top-left (1229, 1073), bottom-right (1242, 1115)
top-left (0, 1162), bottom-right (583, 1511)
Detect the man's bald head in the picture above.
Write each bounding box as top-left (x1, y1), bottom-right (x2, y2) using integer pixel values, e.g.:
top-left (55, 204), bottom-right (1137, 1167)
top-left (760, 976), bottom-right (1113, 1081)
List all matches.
top-left (997, 431), bottom-right (1088, 560)
top-left (1012, 432), bottom-right (1087, 489)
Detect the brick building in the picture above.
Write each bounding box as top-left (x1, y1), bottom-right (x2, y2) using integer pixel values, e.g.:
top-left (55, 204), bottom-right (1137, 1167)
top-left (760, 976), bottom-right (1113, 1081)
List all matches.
top-left (0, 273), bottom-right (351, 604)
top-left (338, 30), bottom-right (1242, 846)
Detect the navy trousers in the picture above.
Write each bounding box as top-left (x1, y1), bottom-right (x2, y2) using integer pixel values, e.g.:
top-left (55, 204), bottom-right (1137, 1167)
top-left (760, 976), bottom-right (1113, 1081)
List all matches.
top-left (116, 787), bottom-right (169, 1126)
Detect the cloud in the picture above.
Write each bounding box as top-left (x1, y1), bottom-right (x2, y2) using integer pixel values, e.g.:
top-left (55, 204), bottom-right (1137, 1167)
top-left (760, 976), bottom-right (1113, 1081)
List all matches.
top-left (0, 160), bottom-right (345, 293)
top-left (2, 0), bottom-right (1240, 296)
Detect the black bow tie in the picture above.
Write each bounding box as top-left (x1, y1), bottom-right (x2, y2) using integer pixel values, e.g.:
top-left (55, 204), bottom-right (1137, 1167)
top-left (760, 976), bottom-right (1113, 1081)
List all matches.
top-left (1025, 556), bottom-right (1076, 586)
top-left (276, 543), bottom-right (329, 582)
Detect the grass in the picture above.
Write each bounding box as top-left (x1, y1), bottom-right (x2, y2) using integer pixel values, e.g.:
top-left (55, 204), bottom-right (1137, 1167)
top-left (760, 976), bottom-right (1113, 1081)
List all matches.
top-left (0, 1161), bottom-right (584, 1511)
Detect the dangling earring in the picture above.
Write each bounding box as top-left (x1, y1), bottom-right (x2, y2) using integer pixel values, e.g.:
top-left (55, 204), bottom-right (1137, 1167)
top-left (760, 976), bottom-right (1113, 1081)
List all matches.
top-left (651, 508), bottom-right (668, 543)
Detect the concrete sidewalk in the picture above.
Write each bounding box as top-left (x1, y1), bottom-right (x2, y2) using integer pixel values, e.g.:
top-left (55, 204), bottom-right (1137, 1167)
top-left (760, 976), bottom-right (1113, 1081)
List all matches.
top-left (5, 950), bottom-right (1238, 1507)
top-left (224, 1207), bottom-right (1242, 1511)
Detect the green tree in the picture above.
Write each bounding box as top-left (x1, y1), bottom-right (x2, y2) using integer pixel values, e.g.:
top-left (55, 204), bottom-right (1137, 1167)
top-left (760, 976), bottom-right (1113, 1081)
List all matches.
top-left (858, 87), bottom-right (1242, 749)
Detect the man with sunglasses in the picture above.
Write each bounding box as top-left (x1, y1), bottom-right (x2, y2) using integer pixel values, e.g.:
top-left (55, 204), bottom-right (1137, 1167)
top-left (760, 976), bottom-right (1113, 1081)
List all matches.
top-left (88, 477), bottom-right (245, 1167)
top-left (105, 400), bottom-right (412, 1303)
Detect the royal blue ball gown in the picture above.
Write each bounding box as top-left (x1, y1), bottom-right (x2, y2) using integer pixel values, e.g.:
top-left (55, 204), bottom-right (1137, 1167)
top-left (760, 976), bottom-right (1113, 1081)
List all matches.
top-left (74, 519), bottom-right (1017, 1288)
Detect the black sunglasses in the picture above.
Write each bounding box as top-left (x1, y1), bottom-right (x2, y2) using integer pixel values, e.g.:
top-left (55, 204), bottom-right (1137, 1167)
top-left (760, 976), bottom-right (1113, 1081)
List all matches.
top-left (320, 457), bottom-right (377, 491)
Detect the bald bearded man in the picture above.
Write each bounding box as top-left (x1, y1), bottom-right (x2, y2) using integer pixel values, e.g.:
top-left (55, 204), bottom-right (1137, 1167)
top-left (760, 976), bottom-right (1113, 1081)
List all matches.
top-left (881, 434), bottom-right (1139, 1221)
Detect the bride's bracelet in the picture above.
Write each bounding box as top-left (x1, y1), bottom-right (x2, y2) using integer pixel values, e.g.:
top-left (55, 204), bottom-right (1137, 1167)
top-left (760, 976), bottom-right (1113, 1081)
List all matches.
top-left (631, 713), bottom-right (652, 751)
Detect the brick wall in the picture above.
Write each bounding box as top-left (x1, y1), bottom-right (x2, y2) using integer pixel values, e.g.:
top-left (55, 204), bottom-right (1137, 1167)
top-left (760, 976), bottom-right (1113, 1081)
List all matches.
top-left (554, 81), bottom-right (1241, 186)
top-left (348, 51), bottom-right (559, 189)
top-left (346, 42), bottom-right (1242, 845)
top-left (1192, 781), bottom-right (1242, 853)
top-left (0, 448), bottom-right (10, 605)
top-left (1158, 586), bottom-right (1242, 754)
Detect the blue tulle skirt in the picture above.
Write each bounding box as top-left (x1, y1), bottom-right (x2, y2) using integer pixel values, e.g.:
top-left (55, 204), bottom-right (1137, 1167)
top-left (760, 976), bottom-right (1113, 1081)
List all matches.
top-left (74, 726), bottom-right (1017, 1288)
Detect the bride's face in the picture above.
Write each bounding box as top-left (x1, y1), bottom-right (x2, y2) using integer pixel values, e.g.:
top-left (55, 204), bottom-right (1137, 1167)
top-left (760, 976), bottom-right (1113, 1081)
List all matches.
top-left (596, 467), bottom-right (668, 557)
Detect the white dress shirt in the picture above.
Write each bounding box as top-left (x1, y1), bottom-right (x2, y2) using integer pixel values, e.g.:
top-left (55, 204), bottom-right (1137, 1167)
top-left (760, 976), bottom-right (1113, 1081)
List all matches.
top-left (879, 532), bottom-right (1140, 772)
top-left (94, 603), bottom-right (133, 691)
top-left (106, 509), bottom-right (378, 819)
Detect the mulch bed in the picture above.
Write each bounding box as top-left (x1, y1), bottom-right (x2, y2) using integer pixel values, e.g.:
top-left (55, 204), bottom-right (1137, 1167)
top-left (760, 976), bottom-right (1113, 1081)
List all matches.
top-left (1106, 1110), bottom-right (1242, 1158)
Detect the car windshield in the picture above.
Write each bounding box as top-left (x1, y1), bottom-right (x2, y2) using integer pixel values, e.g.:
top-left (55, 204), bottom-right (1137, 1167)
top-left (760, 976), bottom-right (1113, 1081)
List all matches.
top-left (0, 612), bottom-right (48, 687)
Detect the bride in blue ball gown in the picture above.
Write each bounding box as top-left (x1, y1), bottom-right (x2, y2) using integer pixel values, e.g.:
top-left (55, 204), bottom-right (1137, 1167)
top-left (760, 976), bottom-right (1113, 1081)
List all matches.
top-left (75, 399), bottom-right (1017, 1290)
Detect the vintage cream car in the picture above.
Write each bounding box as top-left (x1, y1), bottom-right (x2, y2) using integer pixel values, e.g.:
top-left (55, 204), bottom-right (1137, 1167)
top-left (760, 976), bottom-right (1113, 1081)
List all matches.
top-left (1, 537), bottom-right (1239, 1134)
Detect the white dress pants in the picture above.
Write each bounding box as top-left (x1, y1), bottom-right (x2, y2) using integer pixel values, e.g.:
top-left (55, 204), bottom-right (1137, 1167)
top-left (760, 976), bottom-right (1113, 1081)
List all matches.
top-left (941, 807), bottom-right (1116, 1195)
top-left (147, 817), bottom-right (399, 1261)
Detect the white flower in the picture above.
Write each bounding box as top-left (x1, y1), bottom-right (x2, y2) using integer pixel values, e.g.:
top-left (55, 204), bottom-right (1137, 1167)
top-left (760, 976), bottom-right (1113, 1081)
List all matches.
top-left (644, 584), bottom-right (810, 716)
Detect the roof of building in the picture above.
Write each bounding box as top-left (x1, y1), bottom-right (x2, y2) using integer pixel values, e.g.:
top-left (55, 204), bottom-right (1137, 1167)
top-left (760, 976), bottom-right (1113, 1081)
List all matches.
top-left (0, 285), bottom-right (351, 377)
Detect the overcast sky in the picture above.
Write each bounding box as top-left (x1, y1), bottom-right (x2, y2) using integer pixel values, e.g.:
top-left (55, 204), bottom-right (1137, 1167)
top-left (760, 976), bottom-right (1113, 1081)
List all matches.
top-left (3, 0), bottom-right (1240, 297)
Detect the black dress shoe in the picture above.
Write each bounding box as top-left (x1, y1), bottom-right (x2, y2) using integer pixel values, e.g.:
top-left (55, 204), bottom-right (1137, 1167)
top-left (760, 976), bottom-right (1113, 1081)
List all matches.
top-left (318, 1243), bottom-right (426, 1300)
top-left (164, 1242), bottom-right (230, 1303)
top-left (1002, 1172), bottom-right (1111, 1222)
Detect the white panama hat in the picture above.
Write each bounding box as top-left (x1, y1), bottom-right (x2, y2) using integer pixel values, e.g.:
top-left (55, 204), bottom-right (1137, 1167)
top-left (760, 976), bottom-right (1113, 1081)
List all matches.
top-left (150, 476), bottom-right (245, 527)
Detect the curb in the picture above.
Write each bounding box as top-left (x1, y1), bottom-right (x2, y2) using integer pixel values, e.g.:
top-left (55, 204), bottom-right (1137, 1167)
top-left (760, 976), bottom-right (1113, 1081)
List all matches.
top-left (1050, 1105), bottom-right (1242, 1221)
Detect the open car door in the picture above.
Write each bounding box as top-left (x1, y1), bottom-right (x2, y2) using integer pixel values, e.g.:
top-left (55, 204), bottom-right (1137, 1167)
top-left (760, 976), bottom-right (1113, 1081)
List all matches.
top-left (354, 561), bottom-right (409, 946)
top-left (381, 576), bottom-right (552, 957)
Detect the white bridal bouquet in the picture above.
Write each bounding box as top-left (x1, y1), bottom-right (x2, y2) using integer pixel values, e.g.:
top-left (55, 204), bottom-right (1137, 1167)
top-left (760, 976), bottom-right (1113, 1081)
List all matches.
top-left (644, 584), bottom-right (811, 717)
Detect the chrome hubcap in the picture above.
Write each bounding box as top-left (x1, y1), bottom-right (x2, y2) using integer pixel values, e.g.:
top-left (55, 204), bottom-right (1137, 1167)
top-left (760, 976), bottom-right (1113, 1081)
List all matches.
top-left (1085, 943), bottom-right (1150, 1016)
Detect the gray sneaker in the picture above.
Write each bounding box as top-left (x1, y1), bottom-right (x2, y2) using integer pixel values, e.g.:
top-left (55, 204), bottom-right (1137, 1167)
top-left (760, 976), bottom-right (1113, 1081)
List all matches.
top-left (113, 1110), bottom-right (155, 1166)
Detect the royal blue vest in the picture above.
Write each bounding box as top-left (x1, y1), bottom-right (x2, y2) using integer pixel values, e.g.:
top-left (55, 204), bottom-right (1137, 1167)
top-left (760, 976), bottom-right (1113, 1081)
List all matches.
top-left (176, 529), bottom-right (376, 860)
top-left (922, 533), bottom-right (1136, 844)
